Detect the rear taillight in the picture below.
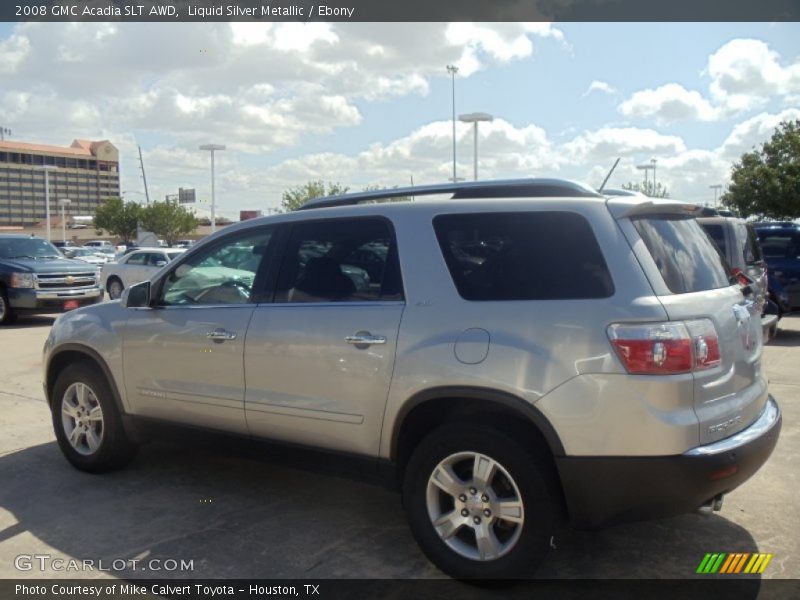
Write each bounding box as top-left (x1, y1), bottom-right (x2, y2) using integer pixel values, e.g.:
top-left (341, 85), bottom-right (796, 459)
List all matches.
top-left (731, 267), bottom-right (752, 287)
top-left (608, 319), bottom-right (721, 375)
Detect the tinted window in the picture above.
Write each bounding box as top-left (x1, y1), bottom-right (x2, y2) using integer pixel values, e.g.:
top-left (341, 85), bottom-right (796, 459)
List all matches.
top-left (125, 252), bottom-right (147, 266)
top-left (433, 212), bottom-right (614, 301)
top-left (0, 237), bottom-right (62, 259)
top-left (742, 223), bottom-right (763, 265)
top-left (757, 232), bottom-right (800, 258)
top-left (160, 229), bottom-right (274, 305)
top-left (633, 216), bottom-right (730, 294)
top-left (275, 218), bottom-right (403, 303)
top-left (700, 223), bottom-right (726, 254)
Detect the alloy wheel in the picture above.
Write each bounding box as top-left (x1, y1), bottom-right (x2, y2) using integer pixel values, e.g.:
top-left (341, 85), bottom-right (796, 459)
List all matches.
top-left (61, 382), bottom-right (104, 456)
top-left (425, 451), bottom-right (525, 561)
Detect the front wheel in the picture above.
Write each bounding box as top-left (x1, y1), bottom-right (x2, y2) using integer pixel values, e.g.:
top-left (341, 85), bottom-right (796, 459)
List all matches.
top-left (52, 363), bottom-right (137, 473)
top-left (0, 288), bottom-right (17, 325)
top-left (403, 424), bottom-right (559, 579)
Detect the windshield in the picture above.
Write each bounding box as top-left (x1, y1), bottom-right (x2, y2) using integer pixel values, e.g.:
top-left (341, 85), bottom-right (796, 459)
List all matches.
top-left (0, 237), bottom-right (63, 259)
top-left (72, 248), bottom-right (94, 257)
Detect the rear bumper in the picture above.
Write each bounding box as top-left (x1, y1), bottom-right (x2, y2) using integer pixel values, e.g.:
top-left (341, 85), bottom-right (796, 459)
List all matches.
top-left (557, 395), bottom-right (781, 529)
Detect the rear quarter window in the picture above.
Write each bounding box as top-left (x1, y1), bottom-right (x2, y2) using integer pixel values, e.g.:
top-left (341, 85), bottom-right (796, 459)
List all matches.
top-left (633, 216), bottom-right (730, 294)
top-left (433, 211), bottom-right (614, 301)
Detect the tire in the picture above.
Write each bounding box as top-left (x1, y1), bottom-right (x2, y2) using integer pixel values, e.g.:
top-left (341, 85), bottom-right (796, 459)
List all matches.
top-left (403, 423), bottom-right (558, 579)
top-left (51, 363), bottom-right (138, 473)
top-left (107, 278), bottom-right (123, 300)
top-left (0, 287), bottom-right (17, 325)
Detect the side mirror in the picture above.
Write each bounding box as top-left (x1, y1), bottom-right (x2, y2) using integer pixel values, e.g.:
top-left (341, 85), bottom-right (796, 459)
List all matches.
top-left (123, 281), bottom-right (151, 308)
top-left (154, 260), bottom-right (167, 268)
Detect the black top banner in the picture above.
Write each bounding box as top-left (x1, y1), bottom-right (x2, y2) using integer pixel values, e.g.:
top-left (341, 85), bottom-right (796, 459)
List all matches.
top-left (3, 0), bottom-right (800, 22)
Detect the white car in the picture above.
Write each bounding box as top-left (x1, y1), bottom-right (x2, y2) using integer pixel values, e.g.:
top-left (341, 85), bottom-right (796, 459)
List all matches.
top-left (69, 247), bottom-right (110, 266)
top-left (84, 240), bottom-right (117, 259)
top-left (101, 247), bottom-right (185, 299)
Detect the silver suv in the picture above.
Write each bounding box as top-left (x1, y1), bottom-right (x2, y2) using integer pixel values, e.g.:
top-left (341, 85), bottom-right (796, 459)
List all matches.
top-left (43, 179), bottom-right (781, 579)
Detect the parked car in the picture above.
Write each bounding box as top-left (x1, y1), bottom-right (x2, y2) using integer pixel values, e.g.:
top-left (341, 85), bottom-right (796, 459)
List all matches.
top-left (174, 239), bottom-right (197, 249)
top-left (754, 223), bottom-right (800, 314)
top-left (0, 234), bottom-right (103, 325)
top-left (697, 216), bottom-right (779, 340)
top-left (68, 247), bottom-right (110, 266)
top-left (101, 247), bottom-right (185, 299)
top-left (43, 179), bottom-right (780, 579)
top-left (83, 240), bottom-right (117, 260)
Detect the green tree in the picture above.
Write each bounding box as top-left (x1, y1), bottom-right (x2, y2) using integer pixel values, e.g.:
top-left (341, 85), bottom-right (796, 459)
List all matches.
top-left (139, 201), bottom-right (198, 246)
top-left (721, 120), bottom-right (800, 219)
top-left (622, 180), bottom-right (670, 198)
top-left (93, 197), bottom-right (140, 242)
top-left (280, 181), bottom-right (349, 212)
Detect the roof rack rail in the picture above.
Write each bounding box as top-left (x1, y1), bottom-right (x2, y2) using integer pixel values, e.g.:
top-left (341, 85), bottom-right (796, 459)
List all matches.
top-left (298, 178), bottom-right (602, 211)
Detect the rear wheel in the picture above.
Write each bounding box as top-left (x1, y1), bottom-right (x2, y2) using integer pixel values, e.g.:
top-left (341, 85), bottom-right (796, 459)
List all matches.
top-left (403, 424), bottom-right (558, 579)
top-left (52, 363), bottom-right (137, 473)
top-left (0, 288), bottom-right (17, 325)
top-left (107, 278), bottom-right (123, 300)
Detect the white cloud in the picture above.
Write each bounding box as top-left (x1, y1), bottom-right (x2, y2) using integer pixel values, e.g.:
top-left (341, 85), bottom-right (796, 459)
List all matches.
top-left (708, 38), bottom-right (800, 115)
top-left (583, 80), bottom-right (616, 97)
top-left (618, 83), bottom-right (719, 123)
top-left (562, 127), bottom-right (686, 163)
top-left (718, 108), bottom-right (800, 158)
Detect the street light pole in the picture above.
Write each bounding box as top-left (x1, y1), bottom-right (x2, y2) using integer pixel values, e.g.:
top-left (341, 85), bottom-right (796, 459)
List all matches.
top-left (446, 65), bottom-right (459, 182)
top-left (651, 158), bottom-right (658, 194)
top-left (636, 163), bottom-right (653, 191)
top-left (199, 144), bottom-right (226, 234)
top-left (36, 165), bottom-right (58, 241)
top-left (58, 198), bottom-right (71, 243)
top-left (710, 184), bottom-right (722, 209)
top-left (459, 112), bottom-right (494, 181)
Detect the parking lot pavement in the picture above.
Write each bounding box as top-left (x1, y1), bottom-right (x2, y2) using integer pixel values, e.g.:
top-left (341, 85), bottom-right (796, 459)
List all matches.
top-left (0, 315), bottom-right (798, 580)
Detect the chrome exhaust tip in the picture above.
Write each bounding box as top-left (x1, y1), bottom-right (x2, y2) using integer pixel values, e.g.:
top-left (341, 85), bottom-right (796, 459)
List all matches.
top-left (696, 494), bottom-right (724, 516)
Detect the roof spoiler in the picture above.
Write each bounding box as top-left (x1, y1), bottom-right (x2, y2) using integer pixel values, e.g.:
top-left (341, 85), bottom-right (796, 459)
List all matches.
top-left (607, 198), bottom-right (703, 220)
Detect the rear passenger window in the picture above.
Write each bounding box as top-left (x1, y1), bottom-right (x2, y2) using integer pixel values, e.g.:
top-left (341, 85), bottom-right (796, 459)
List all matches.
top-left (700, 224), bottom-right (725, 254)
top-left (275, 218), bottom-right (403, 303)
top-left (433, 212), bottom-right (614, 301)
top-left (633, 216), bottom-right (730, 294)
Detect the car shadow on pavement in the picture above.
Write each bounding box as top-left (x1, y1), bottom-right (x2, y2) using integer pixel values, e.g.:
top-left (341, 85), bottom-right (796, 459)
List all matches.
top-left (0, 438), bottom-right (767, 594)
top-left (770, 325), bottom-right (800, 348)
top-left (2, 315), bottom-right (56, 329)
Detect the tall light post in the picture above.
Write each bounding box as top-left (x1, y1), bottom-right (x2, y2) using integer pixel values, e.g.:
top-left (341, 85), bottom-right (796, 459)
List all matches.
top-left (446, 65), bottom-right (459, 183)
top-left (651, 158), bottom-right (658, 194)
top-left (458, 112), bottom-right (493, 181)
top-left (35, 165), bottom-right (58, 241)
top-left (58, 198), bottom-right (71, 243)
top-left (636, 163), bottom-right (655, 194)
top-left (710, 184), bottom-right (722, 209)
top-left (199, 144), bottom-right (225, 233)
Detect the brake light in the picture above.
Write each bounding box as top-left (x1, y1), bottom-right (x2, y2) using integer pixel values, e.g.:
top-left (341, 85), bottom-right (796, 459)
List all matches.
top-left (608, 319), bottom-right (721, 374)
top-left (731, 267), bottom-right (751, 287)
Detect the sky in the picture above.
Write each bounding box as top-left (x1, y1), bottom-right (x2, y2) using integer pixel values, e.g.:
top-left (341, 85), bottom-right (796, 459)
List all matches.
top-left (1, 21), bottom-right (799, 218)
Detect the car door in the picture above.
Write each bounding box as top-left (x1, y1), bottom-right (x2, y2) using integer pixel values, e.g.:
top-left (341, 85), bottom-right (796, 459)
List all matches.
top-left (116, 251), bottom-right (148, 287)
top-left (122, 226), bottom-right (278, 433)
top-left (244, 217), bottom-right (405, 456)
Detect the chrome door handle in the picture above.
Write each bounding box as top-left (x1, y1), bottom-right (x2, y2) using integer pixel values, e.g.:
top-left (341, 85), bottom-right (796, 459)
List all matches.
top-left (207, 329), bottom-right (237, 341)
top-left (345, 333), bottom-right (387, 346)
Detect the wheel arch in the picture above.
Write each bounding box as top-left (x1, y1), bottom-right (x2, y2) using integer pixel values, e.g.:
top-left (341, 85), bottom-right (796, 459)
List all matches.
top-left (391, 386), bottom-right (565, 474)
top-left (46, 344), bottom-right (126, 415)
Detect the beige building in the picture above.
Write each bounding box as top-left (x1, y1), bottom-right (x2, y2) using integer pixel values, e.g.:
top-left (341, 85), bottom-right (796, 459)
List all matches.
top-left (0, 139), bottom-right (120, 226)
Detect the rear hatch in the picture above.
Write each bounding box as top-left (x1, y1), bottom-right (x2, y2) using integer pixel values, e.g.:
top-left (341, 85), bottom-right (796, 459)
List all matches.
top-left (613, 203), bottom-right (767, 446)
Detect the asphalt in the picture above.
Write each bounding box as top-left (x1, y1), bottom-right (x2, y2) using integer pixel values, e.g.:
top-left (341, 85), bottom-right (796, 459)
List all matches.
top-left (0, 314), bottom-right (798, 582)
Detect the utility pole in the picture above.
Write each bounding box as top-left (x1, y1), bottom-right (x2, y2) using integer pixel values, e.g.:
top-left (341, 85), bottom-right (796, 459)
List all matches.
top-left (0, 127), bottom-right (10, 141)
top-left (138, 145), bottom-right (151, 205)
top-left (710, 184), bottom-right (722, 209)
top-left (446, 65), bottom-right (459, 183)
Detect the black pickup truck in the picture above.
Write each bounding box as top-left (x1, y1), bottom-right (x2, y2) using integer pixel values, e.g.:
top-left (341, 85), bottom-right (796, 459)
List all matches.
top-left (0, 234), bottom-right (103, 325)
